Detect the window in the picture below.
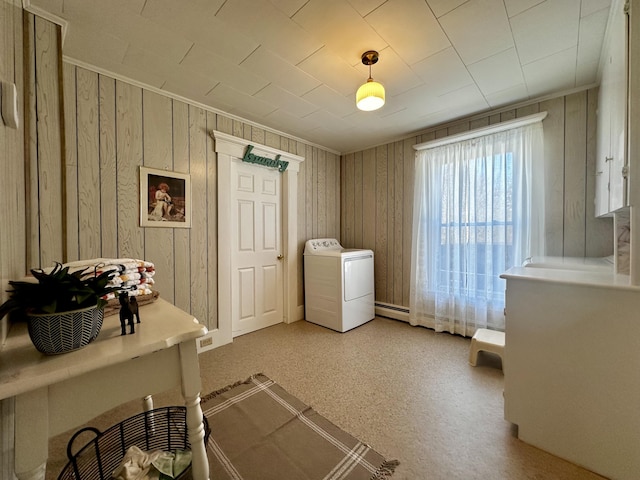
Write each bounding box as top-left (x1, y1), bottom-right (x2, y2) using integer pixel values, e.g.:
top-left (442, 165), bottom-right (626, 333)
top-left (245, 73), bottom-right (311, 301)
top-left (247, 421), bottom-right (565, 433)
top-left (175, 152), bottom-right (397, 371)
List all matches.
top-left (409, 115), bottom-right (545, 336)
top-left (438, 152), bottom-right (514, 300)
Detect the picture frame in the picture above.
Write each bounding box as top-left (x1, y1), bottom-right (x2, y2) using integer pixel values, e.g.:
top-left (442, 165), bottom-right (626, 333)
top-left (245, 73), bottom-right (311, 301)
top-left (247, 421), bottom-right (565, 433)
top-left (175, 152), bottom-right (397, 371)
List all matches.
top-left (139, 166), bottom-right (191, 228)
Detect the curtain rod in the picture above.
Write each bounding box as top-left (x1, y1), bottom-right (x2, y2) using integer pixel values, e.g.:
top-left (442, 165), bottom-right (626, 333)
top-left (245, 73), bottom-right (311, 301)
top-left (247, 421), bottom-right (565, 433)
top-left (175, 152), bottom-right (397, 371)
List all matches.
top-left (413, 111), bottom-right (548, 151)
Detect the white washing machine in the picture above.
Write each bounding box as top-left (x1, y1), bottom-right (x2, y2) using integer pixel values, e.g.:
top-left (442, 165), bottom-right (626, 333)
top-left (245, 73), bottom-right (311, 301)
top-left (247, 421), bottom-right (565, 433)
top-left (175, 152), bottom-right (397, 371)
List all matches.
top-left (303, 238), bottom-right (374, 332)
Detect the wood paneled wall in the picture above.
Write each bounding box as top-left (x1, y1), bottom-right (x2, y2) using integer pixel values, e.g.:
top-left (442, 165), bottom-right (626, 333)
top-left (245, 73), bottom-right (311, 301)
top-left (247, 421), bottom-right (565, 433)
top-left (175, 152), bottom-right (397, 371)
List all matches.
top-left (341, 91), bottom-right (614, 308)
top-left (20, 10), bottom-right (340, 332)
top-left (59, 64), bottom-right (340, 330)
top-left (0, 2), bottom-right (25, 477)
top-left (25, 13), bottom-right (65, 269)
top-left (1, 2), bottom-right (26, 344)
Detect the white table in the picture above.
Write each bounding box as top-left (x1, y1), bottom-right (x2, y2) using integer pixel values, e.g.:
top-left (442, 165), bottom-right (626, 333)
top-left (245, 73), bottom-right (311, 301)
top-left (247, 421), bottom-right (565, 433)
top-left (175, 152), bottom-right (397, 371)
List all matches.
top-left (0, 298), bottom-right (210, 480)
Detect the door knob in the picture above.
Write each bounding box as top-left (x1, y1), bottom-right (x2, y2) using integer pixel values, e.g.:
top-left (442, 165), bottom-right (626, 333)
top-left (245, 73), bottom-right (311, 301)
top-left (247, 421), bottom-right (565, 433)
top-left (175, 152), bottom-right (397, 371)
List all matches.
top-left (277, 254), bottom-right (284, 260)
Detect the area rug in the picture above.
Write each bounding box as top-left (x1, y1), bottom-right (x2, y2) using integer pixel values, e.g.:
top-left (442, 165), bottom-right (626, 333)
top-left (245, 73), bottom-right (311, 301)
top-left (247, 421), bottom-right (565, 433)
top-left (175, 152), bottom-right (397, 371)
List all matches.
top-left (201, 373), bottom-right (398, 480)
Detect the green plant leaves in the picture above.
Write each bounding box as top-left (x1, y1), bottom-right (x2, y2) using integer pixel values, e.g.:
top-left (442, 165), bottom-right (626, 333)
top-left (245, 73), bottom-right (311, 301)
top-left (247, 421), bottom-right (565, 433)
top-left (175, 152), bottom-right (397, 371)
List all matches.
top-left (1, 262), bottom-right (120, 317)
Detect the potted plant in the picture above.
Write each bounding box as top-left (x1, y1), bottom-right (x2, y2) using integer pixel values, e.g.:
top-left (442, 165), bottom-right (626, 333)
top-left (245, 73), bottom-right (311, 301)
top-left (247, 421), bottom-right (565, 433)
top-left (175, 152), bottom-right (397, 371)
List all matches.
top-left (0, 262), bottom-right (119, 354)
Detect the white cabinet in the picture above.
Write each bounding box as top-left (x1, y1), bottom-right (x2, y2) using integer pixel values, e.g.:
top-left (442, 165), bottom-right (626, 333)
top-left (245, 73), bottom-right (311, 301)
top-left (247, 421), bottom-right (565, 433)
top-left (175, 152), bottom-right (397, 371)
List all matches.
top-left (501, 267), bottom-right (640, 480)
top-left (596, 0), bottom-right (628, 216)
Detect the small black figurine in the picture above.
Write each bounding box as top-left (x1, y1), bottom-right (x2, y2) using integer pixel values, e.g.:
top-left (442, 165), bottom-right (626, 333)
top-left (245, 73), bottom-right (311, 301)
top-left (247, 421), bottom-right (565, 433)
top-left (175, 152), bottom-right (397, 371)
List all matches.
top-left (118, 292), bottom-right (140, 335)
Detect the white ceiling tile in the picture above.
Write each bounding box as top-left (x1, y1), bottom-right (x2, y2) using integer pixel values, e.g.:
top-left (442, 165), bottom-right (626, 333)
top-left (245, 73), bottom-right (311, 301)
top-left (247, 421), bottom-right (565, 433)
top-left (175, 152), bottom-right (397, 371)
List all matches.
top-left (303, 108), bottom-right (355, 131)
top-left (411, 47), bottom-right (474, 97)
top-left (503, 0), bottom-right (544, 18)
top-left (581, 0), bottom-right (612, 17)
top-left (263, 108), bottom-right (327, 135)
top-left (377, 102), bottom-right (411, 119)
top-left (425, 0), bottom-right (468, 18)
top-left (241, 47), bottom-right (321, 97)
top-left (62, 24), bottom-right (128, 67)
top-left (117, 22), bottom-right (193, 66)
top-left (370, 47), bottom-right (424, 97)
top-left (437, 84), bottom-right (489, 113)
top-left (439, 0), bottom-right (514, 65)
top-left (38, 0), bottom-right (610, 152)
top-left (577, 7), bottom-right (609, 67)
top-left (484, 83), bottom-right (530, 108)
top-left (342, 109), bottom-right (392, 131)
top-left (510, 0), bottom-right (581, 65)
top-left (389, 83), bottom-right (445, 116)
top-left (64, 2), bottom-right (194, 65)
top-left (365, 0), bottom-right (451, 65)
top-left (347, 0), bottom-right (388, 16)
top-left (216, 0), bottom-right (322, 64)
top-left (302, 85), bottom-right (357, 117)
top-left (268, 0), bottom-right (309, 17)
top-left (160, 77), bottom-right (219, 103)
top-left (141, 0), bottom-right (255, 65)
top-left (468, 48), bottom-right (525, 95)
top-left (298, 48), bottom-right (364, 96)
top-left (92, 57), bottom-right (167, 90)
top-left (522, 46), bottom-right (578, 97)
top-left (180, 45), bottom-right (269, 96)
top-left (301, 126), bottom-right (365, 152)
top-left (292, 0), bottom-right (388, 65)
top-left (576, 59), bottom-right (599, 85)
top-left (207, 83), bottom-right (278, 118)
top-left (160, 67), bottom-right (220, 98)
top-left (254, 84), bottom-right (319, 117)
top-left (121, 45), bottom-right (179, 80)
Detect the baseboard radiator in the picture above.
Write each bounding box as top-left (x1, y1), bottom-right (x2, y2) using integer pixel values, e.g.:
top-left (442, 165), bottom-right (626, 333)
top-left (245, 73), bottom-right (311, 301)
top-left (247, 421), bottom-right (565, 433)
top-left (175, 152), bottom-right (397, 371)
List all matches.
top-left (375, 302), bottom-right (410, 323)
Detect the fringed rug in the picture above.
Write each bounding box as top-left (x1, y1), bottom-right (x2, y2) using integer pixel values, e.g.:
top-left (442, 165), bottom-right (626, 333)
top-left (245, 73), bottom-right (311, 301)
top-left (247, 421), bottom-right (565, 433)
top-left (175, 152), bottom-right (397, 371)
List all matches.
top-left (201, 373), bottom-right (398, 480)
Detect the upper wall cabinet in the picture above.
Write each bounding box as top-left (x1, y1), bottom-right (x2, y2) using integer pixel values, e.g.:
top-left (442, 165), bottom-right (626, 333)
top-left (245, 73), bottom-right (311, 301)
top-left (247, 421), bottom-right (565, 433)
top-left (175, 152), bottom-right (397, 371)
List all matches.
top-left (596, 0), bottom-right (629, 217)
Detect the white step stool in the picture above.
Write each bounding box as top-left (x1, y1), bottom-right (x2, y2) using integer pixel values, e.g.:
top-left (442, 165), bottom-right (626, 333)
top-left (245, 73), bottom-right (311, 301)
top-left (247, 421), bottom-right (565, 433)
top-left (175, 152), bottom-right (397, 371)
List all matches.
top-left (469, 328), bottom-right (505, 367)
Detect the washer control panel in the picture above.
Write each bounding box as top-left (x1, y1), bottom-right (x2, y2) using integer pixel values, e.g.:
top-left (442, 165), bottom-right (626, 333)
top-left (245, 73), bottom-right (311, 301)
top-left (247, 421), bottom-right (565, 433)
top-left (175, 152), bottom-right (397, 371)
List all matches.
top-left (304, 238), bottom-right (342, 254)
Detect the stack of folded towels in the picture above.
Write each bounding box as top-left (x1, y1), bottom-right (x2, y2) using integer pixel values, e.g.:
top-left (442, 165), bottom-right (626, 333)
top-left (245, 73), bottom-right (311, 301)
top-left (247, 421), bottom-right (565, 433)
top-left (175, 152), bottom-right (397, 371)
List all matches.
top-left (61, 258), bottom-right (156, 300)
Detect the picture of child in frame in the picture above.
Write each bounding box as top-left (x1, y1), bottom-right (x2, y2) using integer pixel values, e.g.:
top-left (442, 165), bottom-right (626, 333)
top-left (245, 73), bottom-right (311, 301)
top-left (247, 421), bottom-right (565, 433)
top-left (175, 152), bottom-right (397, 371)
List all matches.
top-left (147, 174), bottom-right (186, 223)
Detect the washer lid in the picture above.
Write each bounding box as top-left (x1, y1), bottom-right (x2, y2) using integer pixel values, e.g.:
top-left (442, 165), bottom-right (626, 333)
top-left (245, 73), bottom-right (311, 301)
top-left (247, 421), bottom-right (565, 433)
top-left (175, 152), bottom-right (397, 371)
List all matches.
top-left (304, 238), bottom-right (342, 255)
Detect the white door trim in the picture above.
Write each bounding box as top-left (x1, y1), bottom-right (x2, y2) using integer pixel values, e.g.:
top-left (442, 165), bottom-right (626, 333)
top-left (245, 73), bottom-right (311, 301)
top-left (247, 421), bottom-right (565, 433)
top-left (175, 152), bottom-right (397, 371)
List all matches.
top-left (209, 131), bottom-right (304, 348)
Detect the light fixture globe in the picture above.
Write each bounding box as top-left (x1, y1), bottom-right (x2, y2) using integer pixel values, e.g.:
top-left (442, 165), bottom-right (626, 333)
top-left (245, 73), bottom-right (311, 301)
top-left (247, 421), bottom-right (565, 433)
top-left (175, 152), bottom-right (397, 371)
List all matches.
top-left (356, 50), bottom-right (385, 111)
top-left (356, 79), bottom-right (385, 111)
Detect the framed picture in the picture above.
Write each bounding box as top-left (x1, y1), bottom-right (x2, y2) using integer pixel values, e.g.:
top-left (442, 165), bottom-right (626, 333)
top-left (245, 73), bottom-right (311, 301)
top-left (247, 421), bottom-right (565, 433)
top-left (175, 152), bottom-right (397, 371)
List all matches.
top-left (140, 166), bottom-right (191, 228)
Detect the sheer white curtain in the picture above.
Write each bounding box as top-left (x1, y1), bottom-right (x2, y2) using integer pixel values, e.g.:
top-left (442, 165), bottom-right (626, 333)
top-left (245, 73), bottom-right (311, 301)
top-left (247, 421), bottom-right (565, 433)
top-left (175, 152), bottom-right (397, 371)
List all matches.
top-left (409, 120), bottom-right (544, 336)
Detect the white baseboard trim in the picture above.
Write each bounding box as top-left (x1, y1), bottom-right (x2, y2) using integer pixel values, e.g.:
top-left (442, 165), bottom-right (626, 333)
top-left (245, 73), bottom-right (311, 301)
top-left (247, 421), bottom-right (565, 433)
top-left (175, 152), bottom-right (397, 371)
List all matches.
top-left (289, 305), bottom-right (305, 323)
top-left (197, 304), bottom-right (305, 354)
top-left (375, 302), bottom-right (410, 323)
top-left (196, 328), bottom-right (231, 354)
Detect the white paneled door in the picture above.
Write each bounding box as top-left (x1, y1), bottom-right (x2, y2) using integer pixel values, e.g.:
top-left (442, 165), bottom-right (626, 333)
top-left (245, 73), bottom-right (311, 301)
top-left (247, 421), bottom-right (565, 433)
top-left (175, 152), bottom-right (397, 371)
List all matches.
top-left (231, 161), bottom-right (283, 336)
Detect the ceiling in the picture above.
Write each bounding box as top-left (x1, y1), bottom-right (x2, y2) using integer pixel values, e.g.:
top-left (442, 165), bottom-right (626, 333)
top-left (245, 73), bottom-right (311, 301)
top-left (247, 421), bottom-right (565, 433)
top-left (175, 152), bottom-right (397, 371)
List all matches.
top-left (28, 0), bottom-right (613, 153)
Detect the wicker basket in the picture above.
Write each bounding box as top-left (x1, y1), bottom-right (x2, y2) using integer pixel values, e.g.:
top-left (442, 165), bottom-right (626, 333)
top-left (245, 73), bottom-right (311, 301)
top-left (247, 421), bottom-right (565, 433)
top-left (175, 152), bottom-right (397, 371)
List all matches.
top-left (58, 406), bottom-right (210, 480)
top-left (27, 305), bottom-right (104, 355)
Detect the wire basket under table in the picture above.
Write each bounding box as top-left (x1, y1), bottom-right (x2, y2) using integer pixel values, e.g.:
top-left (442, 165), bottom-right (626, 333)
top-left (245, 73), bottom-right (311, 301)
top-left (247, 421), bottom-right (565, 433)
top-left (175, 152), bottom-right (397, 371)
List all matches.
top-left (58, 406), bottom-right (210, 480)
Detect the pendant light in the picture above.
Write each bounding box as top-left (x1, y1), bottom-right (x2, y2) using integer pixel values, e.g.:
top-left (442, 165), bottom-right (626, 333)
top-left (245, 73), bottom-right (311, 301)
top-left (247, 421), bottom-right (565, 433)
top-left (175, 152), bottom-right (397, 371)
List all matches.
top-left (356, 50), bottom-right (385, 111)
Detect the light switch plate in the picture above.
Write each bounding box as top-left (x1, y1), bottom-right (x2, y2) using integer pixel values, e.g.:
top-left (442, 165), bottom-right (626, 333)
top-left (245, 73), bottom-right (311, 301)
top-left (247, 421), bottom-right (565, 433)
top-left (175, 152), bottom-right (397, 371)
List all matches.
top-left (1, 80), bottom-right (19, 129)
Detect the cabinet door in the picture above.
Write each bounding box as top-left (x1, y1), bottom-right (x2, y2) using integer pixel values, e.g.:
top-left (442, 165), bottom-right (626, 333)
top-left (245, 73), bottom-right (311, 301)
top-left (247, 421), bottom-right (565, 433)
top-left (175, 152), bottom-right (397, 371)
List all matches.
top-left (608, 0), bottom-right (628, 211)
top-left (595, 63), bottom-right (612, 217)
top-left (596, 0), bottom-right (628, 216)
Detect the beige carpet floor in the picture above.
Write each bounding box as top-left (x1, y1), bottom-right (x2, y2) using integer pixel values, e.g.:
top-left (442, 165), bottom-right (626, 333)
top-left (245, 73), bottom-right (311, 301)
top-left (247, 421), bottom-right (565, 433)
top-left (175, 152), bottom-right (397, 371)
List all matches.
top-left (46, 317), bottom-right (607, 480)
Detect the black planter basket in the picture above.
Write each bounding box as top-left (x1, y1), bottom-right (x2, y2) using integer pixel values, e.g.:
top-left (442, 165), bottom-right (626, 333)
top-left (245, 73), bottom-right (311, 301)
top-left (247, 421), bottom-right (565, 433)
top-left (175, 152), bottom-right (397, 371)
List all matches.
top-left (58, 406), bottom-right (210, 480)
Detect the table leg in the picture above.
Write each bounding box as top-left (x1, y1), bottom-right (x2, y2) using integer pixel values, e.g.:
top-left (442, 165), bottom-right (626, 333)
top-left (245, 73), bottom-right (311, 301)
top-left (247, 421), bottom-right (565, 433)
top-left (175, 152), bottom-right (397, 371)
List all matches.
top-left (143, 394), bottom-right (154, 411)
top-left (179, 340), bottom-right (209, 480)
top-left (14, 389), bottom-right (48, 480)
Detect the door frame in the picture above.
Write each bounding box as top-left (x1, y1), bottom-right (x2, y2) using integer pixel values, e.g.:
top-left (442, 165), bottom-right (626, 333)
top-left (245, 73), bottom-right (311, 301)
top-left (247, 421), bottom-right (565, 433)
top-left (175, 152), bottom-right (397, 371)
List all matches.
top-left (210, 130), bottom-right (304, 348)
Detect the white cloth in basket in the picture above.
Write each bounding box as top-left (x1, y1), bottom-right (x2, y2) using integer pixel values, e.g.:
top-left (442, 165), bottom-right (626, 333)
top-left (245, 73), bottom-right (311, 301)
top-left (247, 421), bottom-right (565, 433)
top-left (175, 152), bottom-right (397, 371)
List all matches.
top-left (112, 446), bottom-right (160, 480)
top-left (112, 445), bottom-right (192, 480)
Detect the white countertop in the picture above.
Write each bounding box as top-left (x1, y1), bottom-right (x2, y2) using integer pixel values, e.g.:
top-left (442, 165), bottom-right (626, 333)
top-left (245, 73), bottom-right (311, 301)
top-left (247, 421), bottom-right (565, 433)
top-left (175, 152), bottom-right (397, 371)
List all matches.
top-left (501, 266), bottom-right (638, 290)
